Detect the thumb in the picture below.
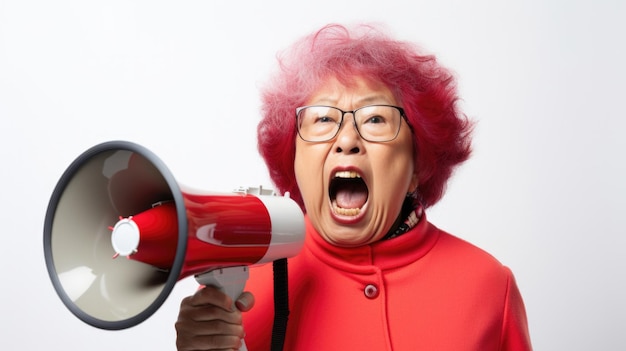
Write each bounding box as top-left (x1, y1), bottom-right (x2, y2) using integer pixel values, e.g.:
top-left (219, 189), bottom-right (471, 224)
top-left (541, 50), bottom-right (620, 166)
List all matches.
top-left (235, 291), bottom-right (255, 312)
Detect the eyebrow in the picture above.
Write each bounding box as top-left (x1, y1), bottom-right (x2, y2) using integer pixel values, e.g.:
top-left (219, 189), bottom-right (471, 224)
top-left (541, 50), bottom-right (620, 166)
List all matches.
top-left (311, 95), bottom-right (395, 107)
top-left (358, 95), bottom-right (394, 105)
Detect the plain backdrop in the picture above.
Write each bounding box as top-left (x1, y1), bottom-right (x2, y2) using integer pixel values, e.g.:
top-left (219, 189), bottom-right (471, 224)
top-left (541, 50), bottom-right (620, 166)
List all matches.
top-left (1, 0), bottom-right (624, 350)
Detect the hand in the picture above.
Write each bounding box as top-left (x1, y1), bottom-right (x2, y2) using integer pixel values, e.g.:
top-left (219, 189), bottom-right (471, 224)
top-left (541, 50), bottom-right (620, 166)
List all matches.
top-left (175, 285), bottom-right (255, 351)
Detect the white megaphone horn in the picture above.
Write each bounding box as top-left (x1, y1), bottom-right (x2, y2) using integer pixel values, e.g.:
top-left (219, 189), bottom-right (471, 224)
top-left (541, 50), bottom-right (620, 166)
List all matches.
top-left (43, 140), bottom-right (305, 344)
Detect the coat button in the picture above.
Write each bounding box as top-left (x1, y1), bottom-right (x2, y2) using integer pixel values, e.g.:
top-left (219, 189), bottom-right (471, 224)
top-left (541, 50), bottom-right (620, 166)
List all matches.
top-left (364, 284), bottom-right (379, 299)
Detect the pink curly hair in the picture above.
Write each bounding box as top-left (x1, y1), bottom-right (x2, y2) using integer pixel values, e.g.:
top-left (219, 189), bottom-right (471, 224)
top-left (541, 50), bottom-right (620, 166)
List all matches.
top-left (257, 23), bottom-right (473, 209)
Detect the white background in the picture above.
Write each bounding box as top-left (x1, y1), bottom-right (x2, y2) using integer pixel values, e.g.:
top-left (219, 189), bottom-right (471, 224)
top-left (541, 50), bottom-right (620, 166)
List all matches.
top-left (1, 0), bottom-right (624, 350)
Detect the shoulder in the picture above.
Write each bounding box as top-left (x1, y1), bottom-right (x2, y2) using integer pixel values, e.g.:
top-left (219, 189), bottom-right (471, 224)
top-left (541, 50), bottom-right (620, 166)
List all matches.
top-left (429, 226), bottom-right (514, 283)
top-left (435, 227), bottom-right (504, 264)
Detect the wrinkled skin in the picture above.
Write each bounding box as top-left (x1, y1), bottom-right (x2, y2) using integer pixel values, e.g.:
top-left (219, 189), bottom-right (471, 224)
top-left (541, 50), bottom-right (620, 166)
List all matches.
top-left (294, 76), bottom-right (418, 247)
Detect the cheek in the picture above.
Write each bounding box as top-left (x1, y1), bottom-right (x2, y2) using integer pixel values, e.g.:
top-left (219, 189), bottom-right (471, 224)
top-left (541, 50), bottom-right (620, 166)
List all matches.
top-left (393, 133), bottom-right (418, 191)
top-left (293, 154), bottom-right (309, 191)
top-left (374, 147), bottom-right (416, 197)
top-left (294, 144), bottom-right (327, 202)
top-left (373, 165), bottom-right (412, 206)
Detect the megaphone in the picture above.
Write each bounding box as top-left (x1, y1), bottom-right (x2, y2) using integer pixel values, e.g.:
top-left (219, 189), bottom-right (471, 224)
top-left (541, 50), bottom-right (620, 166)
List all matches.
top-left (43, 140), bottom-right (305, 334)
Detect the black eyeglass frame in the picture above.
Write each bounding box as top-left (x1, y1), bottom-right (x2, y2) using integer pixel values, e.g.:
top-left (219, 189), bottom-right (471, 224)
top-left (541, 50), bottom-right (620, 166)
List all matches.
top-left (295, 104), bottom-right (409, 143)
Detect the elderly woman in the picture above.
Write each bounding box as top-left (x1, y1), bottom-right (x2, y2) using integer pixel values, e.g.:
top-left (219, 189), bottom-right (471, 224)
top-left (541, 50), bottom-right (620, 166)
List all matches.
top-left (176, 23), bottom-right (532, 351)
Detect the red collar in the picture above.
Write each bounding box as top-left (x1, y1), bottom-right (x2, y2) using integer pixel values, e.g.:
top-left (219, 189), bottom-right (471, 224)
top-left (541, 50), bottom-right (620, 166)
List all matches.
top-left (303, 212), bottom-right (440, 272)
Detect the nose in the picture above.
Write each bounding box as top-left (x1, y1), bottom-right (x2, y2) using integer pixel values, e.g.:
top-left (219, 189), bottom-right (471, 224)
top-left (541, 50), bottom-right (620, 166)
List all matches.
top-left (334, 113), bottom-right (362, 154)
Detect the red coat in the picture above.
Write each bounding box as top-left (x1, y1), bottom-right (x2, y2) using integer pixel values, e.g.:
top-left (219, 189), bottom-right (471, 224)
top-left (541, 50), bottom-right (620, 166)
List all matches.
top-left (243, 214), bottom-right (532, 350)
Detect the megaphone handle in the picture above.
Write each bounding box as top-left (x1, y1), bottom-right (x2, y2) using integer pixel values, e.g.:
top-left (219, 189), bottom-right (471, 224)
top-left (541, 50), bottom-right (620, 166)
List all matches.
top-left (195, 266), bottom-right (250, 351)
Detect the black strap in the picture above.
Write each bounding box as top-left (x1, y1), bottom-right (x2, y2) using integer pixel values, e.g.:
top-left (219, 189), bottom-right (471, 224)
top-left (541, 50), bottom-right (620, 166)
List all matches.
top-left (270, 258), bottom-right (289, 351)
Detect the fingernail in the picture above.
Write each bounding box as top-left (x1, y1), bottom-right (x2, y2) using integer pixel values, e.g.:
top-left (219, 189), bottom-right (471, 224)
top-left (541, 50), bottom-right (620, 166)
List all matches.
top-left (235, 299), bottom-right (248, 310)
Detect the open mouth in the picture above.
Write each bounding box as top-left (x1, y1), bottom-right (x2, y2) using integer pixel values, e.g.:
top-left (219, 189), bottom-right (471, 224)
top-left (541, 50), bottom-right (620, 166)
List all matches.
top-left (329, 171), bottom-right (369, 216)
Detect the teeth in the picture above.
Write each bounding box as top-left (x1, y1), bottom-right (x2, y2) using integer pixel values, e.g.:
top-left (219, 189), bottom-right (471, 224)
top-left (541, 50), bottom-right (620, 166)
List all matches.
top-left (331, 170), bottom-right (363, 216)
top-left (334, 171), bottom-right (360, 179)
top-left (332, 201), bottom-right (361, 216)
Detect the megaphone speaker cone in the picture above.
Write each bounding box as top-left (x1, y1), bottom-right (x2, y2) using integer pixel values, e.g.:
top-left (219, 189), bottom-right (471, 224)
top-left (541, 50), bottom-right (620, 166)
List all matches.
top-left (43, 141), bottom-right (188, 330)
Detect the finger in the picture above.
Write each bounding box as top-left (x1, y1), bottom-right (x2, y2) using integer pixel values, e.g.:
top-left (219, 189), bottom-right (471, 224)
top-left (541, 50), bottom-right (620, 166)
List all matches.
top-left (175, 319), bottom-right (244, 350)
top-left (176, 318), bottom-right (245, 337)
top-left (235, 291), bottom-right (255, 312)
top-left (189, 286), bottom-right (234, 311)
top-left (177, 335), bottom-right (242, 351)
top-left (177, 332), bottom-right (243, 351)
top-left (180, 303), bottom-right (243, 325)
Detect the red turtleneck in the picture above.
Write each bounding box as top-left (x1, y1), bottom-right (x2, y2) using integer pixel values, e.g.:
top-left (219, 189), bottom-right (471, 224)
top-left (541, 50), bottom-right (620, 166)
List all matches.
top-left (242, 213), bottom-right (532, 350)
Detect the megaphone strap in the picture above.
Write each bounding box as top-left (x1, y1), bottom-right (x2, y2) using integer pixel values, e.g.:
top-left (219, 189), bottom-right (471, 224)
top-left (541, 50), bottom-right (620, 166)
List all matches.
top-left (271, 258), bottom-right (289, 351)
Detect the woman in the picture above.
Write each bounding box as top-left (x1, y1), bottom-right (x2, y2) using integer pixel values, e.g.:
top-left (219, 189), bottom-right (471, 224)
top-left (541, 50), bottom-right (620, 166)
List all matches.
top-left (176, 23), bottom-right (532, 351)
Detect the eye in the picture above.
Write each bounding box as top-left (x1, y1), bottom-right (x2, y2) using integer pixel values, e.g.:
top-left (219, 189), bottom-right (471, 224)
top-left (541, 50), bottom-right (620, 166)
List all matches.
top-left (363, 115), bottom-right (387, 124)
top-left (315, 115), bottom-right (337, 124)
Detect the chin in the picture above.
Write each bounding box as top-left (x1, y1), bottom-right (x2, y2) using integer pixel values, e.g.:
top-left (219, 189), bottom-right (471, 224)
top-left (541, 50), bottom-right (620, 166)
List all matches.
top-left (324, 227), bottom-right (378, 247)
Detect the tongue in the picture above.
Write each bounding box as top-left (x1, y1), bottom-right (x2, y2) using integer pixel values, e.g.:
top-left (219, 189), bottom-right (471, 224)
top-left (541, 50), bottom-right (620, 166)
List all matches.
top-left (335, 187), bottom-right (368, 209)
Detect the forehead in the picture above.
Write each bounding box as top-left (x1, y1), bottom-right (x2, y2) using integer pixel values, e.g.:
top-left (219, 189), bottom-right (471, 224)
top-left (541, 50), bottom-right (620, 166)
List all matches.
top-left (305, 76), bottom-right (398, 107)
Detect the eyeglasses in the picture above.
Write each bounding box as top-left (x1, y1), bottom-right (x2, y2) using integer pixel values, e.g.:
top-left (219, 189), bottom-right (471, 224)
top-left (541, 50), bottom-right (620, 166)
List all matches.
top-left (295, 105), bottom-right (407, 142)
